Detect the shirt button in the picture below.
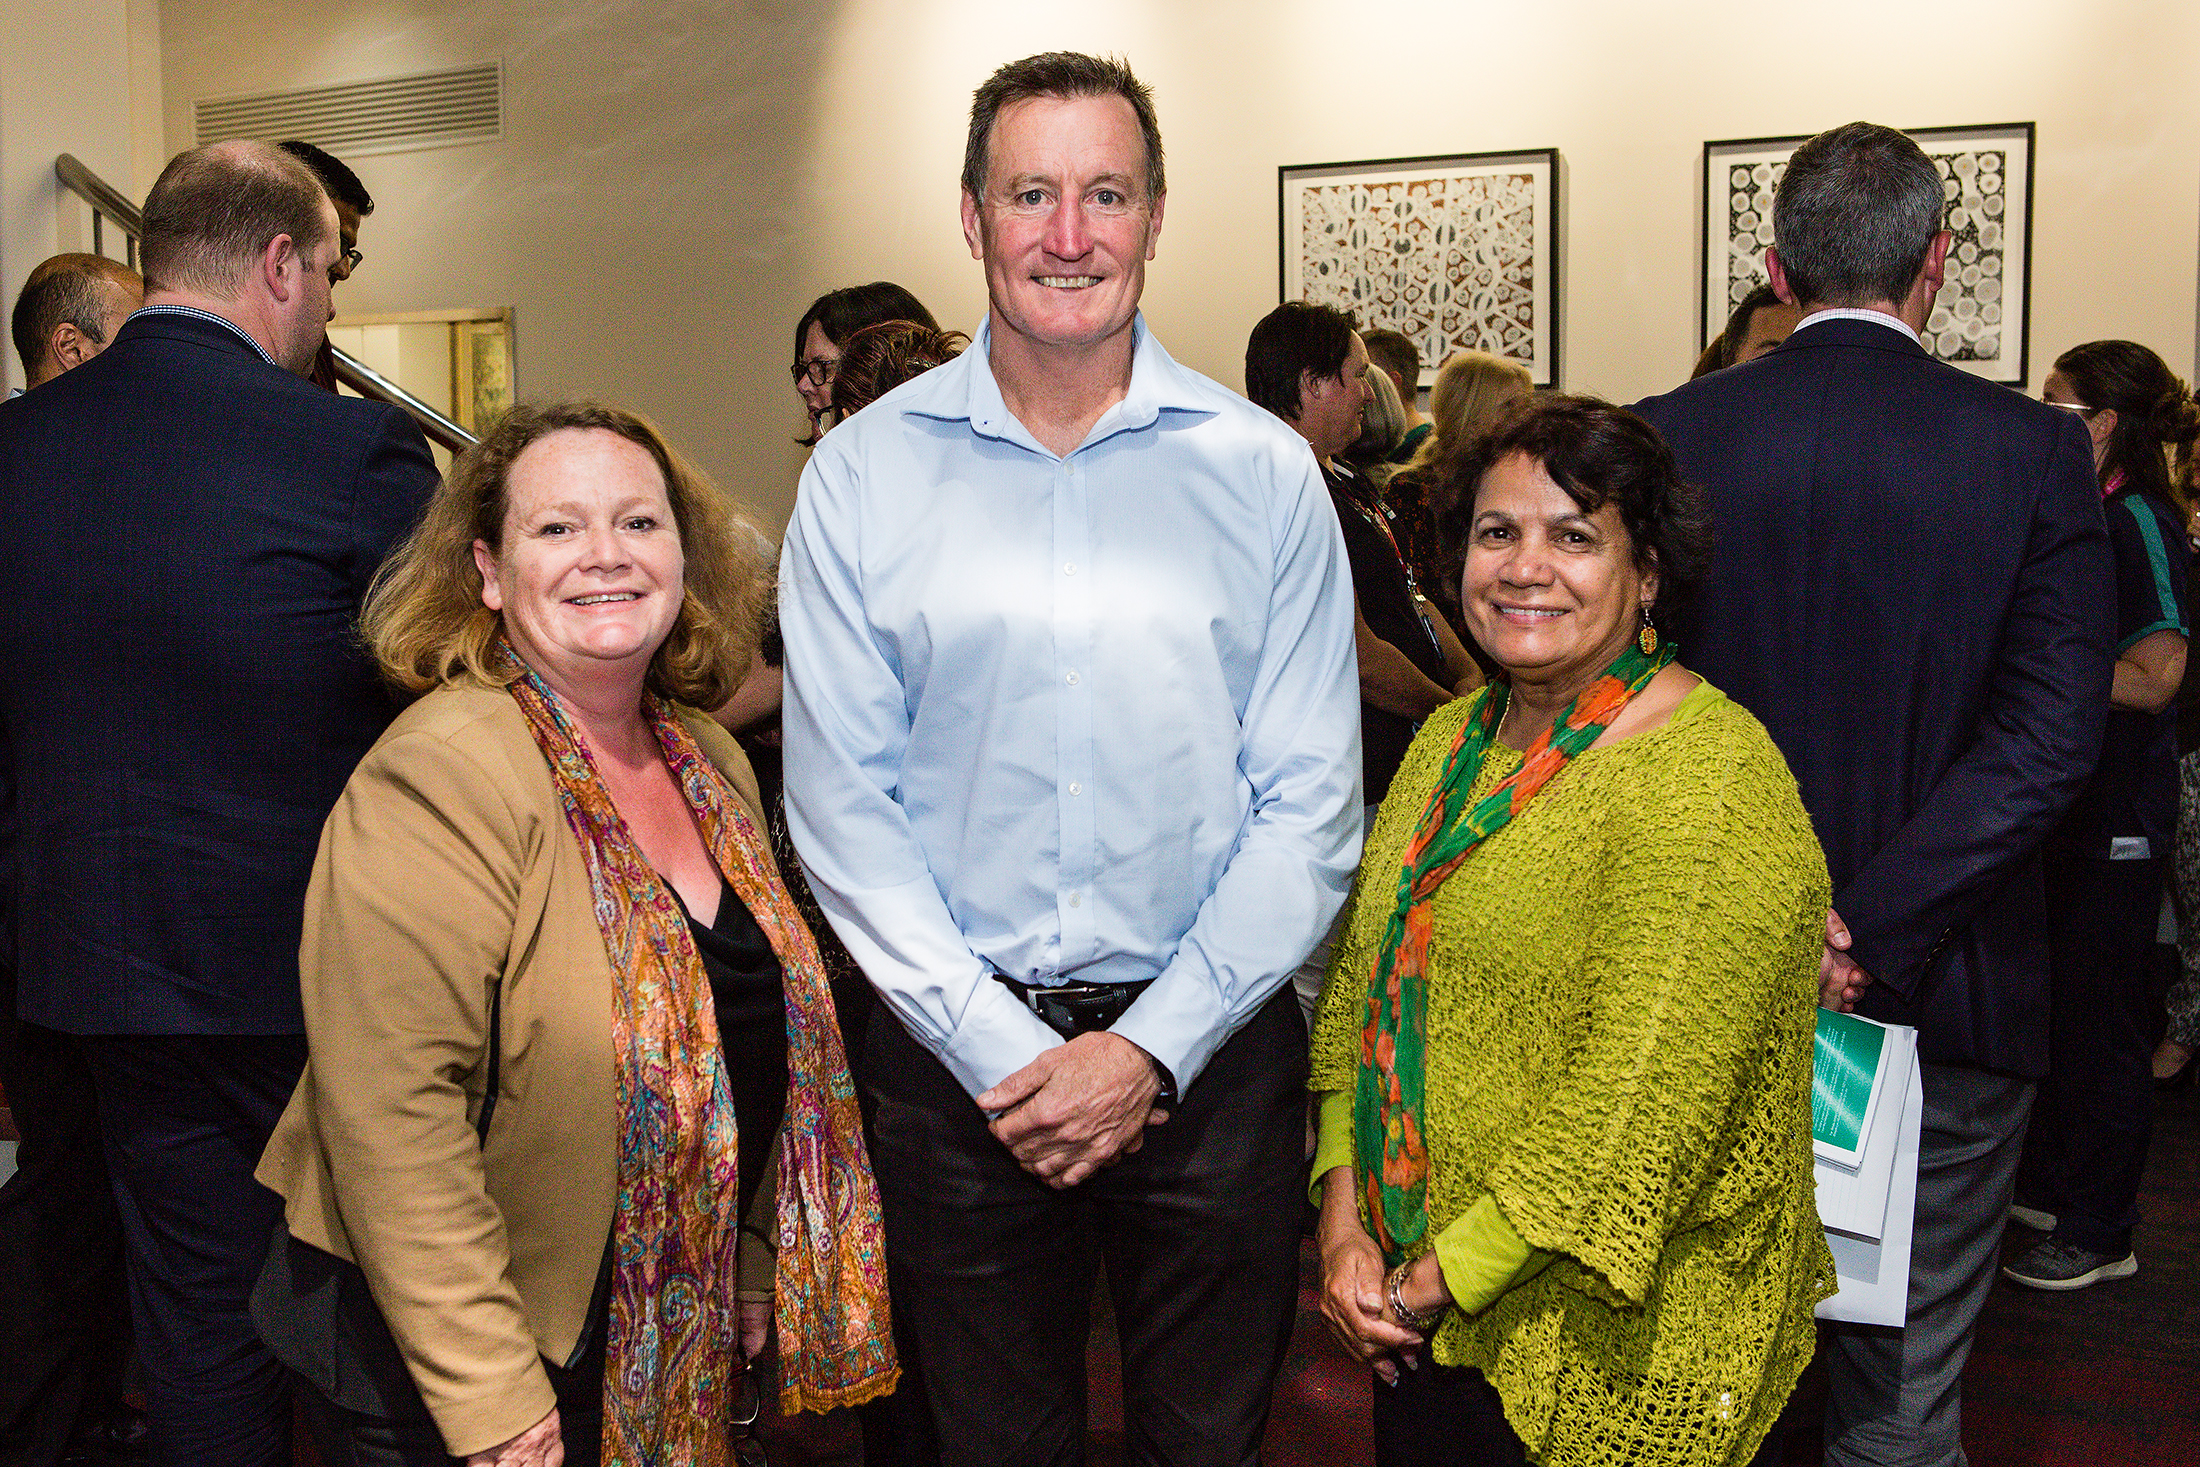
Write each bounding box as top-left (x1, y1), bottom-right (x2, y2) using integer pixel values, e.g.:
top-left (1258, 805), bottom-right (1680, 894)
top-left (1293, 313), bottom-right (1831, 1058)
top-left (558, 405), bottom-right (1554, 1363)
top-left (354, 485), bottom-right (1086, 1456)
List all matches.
top-left (1064, 562), bottom-right (1078, 576)
top-left (1065, 671), bottom-right (1080, 686)
top-left (1069, 892), bottom-right (1082, 908)
top-left (1068, 782), bottom-right (1082, 796)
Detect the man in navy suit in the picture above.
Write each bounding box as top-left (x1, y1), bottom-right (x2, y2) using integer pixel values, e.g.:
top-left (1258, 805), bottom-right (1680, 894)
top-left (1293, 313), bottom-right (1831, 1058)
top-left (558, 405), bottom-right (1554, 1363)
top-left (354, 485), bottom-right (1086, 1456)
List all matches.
top-left (0, 140), bottom-right (436, 1467)
top-left (1636, 122), bottom-right (2114, 1467)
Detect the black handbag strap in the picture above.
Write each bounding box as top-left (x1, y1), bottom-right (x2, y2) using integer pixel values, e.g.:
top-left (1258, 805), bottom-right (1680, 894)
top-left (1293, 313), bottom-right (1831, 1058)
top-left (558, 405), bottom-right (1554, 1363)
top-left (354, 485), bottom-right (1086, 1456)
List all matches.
top-left (476, 976), bottom-right (501, 1147)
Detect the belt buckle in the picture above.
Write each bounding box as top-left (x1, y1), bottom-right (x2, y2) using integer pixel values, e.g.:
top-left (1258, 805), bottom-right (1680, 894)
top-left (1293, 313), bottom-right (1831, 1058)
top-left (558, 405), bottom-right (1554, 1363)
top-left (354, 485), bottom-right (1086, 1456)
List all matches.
top-left (1028, 983), bottom-right (1125, 1039)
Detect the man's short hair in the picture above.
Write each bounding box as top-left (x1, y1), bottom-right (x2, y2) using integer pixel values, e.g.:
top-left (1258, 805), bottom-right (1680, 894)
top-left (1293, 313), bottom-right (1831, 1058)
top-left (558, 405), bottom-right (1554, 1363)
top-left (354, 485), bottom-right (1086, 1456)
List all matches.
top-left (1244, 302), bottom-right (1355, 422)
top-left (1692, 283), bottom-right (1785, 379)
top-left (1360, 329), bottom-right (1420, 396)
top-left (139, 142), bottom-right (332, 298)
top-left (11, 253), bottom-right (141, 378)
top-left (1772, 122), bottom-right (1945, 309)
top-left (963, 52), bottom-right (1165, 205)
top-left (277, 140), bottom-right (374, 216)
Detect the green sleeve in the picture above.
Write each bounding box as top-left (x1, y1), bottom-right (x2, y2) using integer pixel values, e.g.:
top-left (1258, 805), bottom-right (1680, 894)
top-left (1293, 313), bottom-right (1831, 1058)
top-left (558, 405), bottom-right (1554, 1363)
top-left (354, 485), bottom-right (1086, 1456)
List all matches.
top-left (1309, 1088), bottom-right (1354, 1207)
top-left (1432, 1194), bottom-right (1553, 1314)
top-left (1311, 1090), bottom-right (1551, 1313)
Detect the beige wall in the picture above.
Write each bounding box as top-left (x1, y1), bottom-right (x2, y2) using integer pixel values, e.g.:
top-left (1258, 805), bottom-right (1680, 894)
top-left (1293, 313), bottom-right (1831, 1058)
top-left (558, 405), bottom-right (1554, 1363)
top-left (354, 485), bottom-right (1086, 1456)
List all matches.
top-left (157, 0), bottom-right (2200, 530)
top-left (0, 0), bottom-right (155, 394)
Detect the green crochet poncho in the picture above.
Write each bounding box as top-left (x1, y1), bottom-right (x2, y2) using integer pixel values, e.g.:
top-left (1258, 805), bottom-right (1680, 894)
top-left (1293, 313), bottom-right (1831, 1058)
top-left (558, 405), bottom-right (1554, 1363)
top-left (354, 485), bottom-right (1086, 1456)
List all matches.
top-left (1310, 682), bottom-right (1837, 1467)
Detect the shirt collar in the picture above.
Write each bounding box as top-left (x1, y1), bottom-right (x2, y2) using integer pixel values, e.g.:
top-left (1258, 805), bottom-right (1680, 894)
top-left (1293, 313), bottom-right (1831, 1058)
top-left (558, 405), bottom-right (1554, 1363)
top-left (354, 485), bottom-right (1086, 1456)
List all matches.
top-left (128, 304), bottom-right (281, 368)
top-left (914, 312), bottom-right (1210, 456)
top-left (1793, 307), bottom-right (1922, 348)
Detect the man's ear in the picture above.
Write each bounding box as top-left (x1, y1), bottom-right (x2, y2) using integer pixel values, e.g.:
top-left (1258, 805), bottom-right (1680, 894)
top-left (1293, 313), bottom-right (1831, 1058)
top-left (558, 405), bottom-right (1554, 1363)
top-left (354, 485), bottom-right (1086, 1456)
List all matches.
top-left (1921, 229), bottom-right (1953, 292)
top-left (960, 188), bottom-right (984, 262)
top-left (261, 233), bottom-right (300, 303)
top-left (1143, 189), bottom-right (1165, 260)
top-left (47, 321), bottom-right (91, 372)
top-left (1764, 249), bottom-right (1797, 306)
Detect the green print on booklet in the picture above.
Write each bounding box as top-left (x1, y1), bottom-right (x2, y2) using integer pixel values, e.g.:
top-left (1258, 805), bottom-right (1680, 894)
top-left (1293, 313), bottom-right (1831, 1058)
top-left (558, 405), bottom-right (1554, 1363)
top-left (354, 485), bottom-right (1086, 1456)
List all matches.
top-left (1812, 1008), bottom-right (1887, 1160)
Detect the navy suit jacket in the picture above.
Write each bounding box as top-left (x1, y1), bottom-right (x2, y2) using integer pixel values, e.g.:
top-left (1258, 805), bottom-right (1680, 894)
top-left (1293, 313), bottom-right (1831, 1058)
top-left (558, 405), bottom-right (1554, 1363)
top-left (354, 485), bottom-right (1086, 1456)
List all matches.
top-left (0, 311), bottom-right (437, 1034)
top-left (1635, 317), bottom-right (2115, 1076)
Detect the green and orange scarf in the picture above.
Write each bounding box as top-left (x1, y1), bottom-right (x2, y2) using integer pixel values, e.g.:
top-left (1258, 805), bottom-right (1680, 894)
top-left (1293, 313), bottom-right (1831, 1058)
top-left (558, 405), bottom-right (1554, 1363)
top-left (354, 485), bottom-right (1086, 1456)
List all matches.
top-left (509, 664), bottom-right (897, 1465)
top-left (1355, 639), bottom-right (1675, 1263)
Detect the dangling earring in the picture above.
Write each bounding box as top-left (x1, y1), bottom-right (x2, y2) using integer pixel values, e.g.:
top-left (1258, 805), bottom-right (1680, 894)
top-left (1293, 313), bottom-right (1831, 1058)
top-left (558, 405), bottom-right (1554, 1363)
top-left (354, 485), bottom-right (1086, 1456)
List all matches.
top-left (1637, 603), bottom-right (1659, 656)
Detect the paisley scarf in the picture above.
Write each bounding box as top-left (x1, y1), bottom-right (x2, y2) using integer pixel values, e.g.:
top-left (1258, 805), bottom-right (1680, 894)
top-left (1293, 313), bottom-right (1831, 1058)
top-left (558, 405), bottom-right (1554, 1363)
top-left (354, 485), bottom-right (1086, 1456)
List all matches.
top-left (1355, 639), bottom-right (1675, 1263)
top-left (507, 662), bottom-right (897, 1463)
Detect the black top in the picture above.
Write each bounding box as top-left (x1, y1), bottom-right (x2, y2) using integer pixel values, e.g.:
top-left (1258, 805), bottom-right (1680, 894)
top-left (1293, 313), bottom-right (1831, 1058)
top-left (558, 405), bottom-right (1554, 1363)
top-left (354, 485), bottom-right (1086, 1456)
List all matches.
top-left (1326, 464), bottom-right (1448, 803)
top-left (2055, 486), bottom-right (2189, 859)
top-left (673, 871), bottom-right (788, 1220)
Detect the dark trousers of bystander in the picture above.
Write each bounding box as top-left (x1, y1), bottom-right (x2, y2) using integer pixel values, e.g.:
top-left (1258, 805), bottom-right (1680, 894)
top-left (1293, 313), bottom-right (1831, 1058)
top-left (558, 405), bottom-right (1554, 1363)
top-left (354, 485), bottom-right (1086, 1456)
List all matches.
top-left (2019, 851), bottom-right (2164, 1256)
top-left (0, 965), bottom-right (129, 1467)
top-left (865, 987), bottom-right (1308, 1467)
top-left (86, 1032), bottom-right (307, 1467)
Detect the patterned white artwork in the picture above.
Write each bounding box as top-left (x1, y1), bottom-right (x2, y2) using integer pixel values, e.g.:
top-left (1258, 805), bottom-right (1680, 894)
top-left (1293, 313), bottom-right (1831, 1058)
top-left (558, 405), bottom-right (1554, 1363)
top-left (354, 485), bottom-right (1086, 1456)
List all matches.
top-left (1702, 125), bottom-right (2032, 384)
top-left (1283, 151), bottom-right (1557, 387)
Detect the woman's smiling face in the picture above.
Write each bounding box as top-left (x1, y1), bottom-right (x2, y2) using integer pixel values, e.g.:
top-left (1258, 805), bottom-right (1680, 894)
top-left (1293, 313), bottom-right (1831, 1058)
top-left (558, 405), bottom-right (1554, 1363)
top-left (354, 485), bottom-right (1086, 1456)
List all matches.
top-left (1461, 449), bottom-right (1653, 689)
top-left (473, 427), bottom-right (686, 694)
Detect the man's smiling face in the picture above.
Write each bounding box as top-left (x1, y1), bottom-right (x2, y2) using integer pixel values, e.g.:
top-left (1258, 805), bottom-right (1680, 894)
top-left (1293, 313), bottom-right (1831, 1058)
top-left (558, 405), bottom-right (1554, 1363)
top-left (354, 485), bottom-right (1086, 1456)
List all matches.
top-left (960, 92), bottom-right (1164, 359)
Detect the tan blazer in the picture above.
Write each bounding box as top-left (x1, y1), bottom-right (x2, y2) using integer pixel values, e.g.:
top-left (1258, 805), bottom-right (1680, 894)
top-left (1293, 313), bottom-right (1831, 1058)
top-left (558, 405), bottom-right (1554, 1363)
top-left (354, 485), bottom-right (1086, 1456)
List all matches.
top-left (257, 680), bottom-right (780, 1456)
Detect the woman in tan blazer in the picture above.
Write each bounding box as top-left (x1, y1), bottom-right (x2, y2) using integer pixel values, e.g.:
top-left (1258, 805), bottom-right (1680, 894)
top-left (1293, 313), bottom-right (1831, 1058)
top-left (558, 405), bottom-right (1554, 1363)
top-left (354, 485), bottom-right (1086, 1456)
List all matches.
top-left (254, 401), bottom-right (897, 1467)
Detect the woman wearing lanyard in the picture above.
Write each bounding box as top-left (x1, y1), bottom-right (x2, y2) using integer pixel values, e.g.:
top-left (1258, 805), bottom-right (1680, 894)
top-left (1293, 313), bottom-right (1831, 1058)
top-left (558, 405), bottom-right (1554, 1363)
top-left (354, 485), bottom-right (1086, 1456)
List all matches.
top-left (2008, 340), bottom-right (2196, 1290)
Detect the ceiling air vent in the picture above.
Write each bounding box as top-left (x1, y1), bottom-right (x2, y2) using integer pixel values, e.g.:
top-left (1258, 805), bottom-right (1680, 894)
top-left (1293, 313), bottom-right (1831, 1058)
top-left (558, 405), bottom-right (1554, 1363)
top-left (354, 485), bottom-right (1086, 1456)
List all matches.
top-left (195, 62), bottom-right (503, 159)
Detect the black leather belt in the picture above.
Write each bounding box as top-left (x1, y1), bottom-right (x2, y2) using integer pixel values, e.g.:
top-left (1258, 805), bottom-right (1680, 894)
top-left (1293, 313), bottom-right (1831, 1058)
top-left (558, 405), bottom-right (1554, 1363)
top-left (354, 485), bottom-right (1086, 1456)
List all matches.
top-left (992, 974), bottom-right (1154, 1039)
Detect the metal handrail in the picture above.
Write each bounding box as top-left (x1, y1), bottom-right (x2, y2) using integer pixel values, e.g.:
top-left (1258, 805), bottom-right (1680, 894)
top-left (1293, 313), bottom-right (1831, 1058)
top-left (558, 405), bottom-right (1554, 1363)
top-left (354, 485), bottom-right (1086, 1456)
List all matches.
top-left (52, 153), bottom-right (478, 453)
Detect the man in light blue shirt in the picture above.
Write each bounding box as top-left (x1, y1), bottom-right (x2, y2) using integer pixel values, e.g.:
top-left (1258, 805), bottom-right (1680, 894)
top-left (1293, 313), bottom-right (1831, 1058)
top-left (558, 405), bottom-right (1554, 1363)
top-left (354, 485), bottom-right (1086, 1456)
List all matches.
top-left (779, 50), bottom-right (1360, 1466)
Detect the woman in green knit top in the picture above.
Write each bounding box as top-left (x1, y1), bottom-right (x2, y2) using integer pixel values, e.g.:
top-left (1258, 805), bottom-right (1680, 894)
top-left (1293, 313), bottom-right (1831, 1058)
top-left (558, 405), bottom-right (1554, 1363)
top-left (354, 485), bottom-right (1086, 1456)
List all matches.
top-left (1309, 396), bottom-right (1835, 1467)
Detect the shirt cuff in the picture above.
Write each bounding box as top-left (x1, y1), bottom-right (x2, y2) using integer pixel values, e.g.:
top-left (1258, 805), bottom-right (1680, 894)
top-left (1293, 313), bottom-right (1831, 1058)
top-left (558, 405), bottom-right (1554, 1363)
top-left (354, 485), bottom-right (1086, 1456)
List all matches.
top-left (938, 976), bottom-right (1066, 1097)
top-left (1432, 1193), bottom-right (1551, 1316)
top-left (1310, 1088), bottom-right (1354, 1207)
top-left (1109, 965), bottom-right (1232, 1092)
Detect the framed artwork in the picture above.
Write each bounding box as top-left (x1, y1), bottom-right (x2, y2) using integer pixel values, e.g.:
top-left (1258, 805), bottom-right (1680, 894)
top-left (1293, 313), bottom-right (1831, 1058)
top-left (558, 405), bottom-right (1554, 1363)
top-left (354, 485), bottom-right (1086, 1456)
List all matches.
top-left (1702, 123), bottom-right (2035, 384)
top-left (1280, 148), bottom-right (1560, 387)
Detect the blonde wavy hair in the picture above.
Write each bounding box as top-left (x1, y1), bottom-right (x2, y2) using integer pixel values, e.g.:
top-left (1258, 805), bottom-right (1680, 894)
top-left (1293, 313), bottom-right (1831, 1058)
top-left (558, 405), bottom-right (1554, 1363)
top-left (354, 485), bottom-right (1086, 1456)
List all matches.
top-left (361, 400), bottom-right (766, 709)
top-left (1404, 350), bottom-right (1534, 475)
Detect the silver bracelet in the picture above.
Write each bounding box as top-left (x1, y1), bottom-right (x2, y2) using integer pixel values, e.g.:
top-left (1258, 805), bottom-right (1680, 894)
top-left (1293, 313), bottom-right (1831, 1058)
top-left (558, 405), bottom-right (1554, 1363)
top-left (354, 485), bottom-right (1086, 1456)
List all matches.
top-left (1386, 1260), bottom-right (1444, 1333)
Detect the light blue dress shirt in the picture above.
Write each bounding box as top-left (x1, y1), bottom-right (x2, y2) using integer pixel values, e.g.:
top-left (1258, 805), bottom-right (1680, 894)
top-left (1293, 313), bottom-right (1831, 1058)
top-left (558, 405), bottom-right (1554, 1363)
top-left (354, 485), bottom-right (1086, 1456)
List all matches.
top-left (779, 315), bottom-right (1363, 1098)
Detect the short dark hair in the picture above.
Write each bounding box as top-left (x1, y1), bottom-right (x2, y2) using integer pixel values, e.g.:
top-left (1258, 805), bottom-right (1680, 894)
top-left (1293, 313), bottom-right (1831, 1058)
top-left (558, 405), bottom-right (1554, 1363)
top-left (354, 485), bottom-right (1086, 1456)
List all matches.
top-left (1245, 301), bottom-right (1355, 422)
top-left (1772, 122), bottom-right (1945, 309)
top-left (11, 253), bottom-right (140, 378)
top-left (276, 140), bottom-right (374, 216)
top-left (1360, 328), bottom-right (1420, 395)
top-left (963, 52), bottom-right (1164, 206)
top-left (140, 142), bottom-right (332, 297)
top-left (1692, 283), bottom-right (1785, 379)
top-left (2054, 340), bottom-right (2200, 510)
top-left (829, 320), bottom-right (970, 425)
top-left (1433, 395), bottom-right (1713, 629)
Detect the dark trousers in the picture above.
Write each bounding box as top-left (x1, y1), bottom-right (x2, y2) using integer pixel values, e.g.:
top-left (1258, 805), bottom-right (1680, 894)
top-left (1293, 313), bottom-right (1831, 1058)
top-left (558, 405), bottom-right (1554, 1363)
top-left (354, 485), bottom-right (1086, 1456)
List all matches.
top-left (2020, 852), bottom-right (2161, 1255)
top-left (865, 988), bottom-right (1308, 1467)
top-left (86, 1033), bottom-right (307, 1467)
top-left (297, 1324), bottom-right (606, 1467)
top-left (1371, 1361), bottom-right (1789, 1467)
top-left (0, 982), bottom-right (129, 1467)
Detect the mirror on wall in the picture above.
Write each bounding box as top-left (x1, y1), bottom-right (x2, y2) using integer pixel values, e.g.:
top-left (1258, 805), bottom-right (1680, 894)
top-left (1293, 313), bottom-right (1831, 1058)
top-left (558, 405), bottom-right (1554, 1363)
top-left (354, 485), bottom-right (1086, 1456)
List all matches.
top-left (328, 306), bottom-right (516, 460)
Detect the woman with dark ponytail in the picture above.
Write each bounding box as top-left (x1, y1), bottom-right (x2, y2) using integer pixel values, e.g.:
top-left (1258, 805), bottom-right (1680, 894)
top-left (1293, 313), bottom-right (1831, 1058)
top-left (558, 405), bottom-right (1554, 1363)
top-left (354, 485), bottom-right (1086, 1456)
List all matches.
top-left (2007, 340), bottom-right (2198, 1291)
